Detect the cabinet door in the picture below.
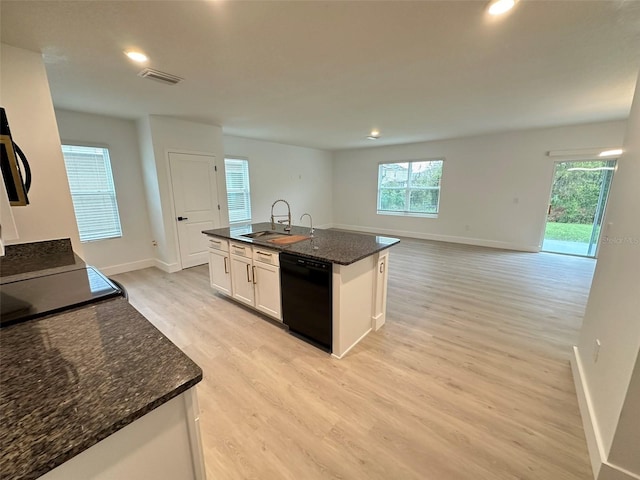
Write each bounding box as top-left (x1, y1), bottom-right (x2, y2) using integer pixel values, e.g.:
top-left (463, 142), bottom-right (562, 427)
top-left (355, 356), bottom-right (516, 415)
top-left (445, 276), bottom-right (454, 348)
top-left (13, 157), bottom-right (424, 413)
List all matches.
top-left (372, 251), bottom-right (389, 331)
top-left (253, 261), bottom-right (282, 321)
top-left (230, 254), bottom-right (254, 306)
top-left (209, 250), bottom-right (231, 295)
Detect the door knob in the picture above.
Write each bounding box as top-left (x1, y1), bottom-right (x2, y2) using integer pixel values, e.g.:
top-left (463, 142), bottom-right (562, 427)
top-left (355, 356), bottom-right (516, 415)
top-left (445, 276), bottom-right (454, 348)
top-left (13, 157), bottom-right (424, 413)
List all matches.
top-left (177, 216), bottom-right (189, 221)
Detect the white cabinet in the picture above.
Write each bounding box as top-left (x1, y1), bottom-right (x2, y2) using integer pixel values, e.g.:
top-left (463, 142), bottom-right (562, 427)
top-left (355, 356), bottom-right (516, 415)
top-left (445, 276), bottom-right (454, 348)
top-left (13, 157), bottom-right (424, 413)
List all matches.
top-left (253, 248), bottom-right (281, 320)
top-left (209, 250), bottom-right (231, 295)
top-left (372, 250), bottom-right (389, 331)
top-left (208, 238), bottom-right (231, 295)
top-left (230, 253), bottom-right (255, 306)
top-left (207, 237), bottom-right (282, 321)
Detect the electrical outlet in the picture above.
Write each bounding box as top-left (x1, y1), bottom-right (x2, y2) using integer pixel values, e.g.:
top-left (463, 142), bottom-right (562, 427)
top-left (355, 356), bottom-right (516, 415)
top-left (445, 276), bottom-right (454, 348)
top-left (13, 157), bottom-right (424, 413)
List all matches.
top-left (594, 339), bottom-right (601, 363)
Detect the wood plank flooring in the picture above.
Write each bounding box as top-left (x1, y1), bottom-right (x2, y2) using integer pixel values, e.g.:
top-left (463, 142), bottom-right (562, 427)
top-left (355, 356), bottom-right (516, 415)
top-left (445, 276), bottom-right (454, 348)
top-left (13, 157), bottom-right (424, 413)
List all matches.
top-left (113, 238), bottom-right (595, 480)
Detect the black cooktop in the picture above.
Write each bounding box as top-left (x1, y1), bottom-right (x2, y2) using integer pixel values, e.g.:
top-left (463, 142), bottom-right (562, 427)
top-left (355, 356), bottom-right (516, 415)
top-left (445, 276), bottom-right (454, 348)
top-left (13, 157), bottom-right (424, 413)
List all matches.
top-left (0, 267), bottom-right (123, 328)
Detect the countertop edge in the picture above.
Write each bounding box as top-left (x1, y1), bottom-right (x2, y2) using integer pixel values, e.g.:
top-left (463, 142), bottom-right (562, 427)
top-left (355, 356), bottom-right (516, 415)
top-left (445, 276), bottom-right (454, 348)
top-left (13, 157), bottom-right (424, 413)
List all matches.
top-left (202, 227), bottom-right (400, 265)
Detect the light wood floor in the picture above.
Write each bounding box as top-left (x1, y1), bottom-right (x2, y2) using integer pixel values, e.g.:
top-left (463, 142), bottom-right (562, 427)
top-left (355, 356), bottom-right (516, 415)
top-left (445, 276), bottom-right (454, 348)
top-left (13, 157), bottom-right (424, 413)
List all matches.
top-left (114, 238), bottom-right (595, 480)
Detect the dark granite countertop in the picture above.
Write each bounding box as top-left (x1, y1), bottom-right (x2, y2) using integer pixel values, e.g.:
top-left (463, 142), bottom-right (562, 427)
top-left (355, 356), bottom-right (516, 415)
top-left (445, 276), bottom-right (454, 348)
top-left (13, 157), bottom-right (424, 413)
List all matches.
top-left (0, 239), bottom-right (86, 284)
top-left (0, 298), bottom-right (203, 480)
top-left (202, 222), bottom-right (399, 265)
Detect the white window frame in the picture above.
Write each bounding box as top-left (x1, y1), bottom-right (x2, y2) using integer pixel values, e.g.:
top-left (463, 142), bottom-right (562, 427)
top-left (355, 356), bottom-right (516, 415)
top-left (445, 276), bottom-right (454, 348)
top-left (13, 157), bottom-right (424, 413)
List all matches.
top-left (61, 144), bottom-right (123, 243)
top-left (224, 157), bottom-right (252, 225)
top-left (377, 159), bottom-right (444, 217)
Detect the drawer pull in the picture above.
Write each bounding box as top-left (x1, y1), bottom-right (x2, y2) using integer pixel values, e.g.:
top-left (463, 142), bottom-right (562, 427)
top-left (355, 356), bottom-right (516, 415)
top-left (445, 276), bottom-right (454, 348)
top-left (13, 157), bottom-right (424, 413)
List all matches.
top-left (257, 251), bottom-right (272, 257)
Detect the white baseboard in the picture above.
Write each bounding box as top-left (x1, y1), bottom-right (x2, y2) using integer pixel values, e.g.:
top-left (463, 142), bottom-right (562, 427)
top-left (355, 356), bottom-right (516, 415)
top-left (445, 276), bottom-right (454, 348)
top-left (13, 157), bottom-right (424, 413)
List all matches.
top-left (315, 222), bottom-right (334, 230)
top-left (571, 346), bottom-right (604, 479)
top-left (99, 259), bottom-right (155, 276)
top-left (332, 223), bottom-right (539, 252)
top-left (571, 346), bottom-right (640, 480)
top-left (154, 259), bottom-right (181, 273)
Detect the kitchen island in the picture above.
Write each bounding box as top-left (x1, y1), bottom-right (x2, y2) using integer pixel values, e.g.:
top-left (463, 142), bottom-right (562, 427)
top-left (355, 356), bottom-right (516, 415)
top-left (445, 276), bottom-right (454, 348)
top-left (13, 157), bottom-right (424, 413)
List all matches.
top-left (0, 240), bottom-right (206, 480)
top-left (202, 223), bottom-right (399, 358)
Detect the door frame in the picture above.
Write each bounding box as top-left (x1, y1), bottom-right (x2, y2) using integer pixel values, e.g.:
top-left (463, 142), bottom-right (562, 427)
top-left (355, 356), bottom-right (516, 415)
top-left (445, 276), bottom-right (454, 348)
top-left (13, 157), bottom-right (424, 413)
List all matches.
top-left (166, 149), bottom-right (222, 270)
top-left (540, 158), bottom-right (617, 258)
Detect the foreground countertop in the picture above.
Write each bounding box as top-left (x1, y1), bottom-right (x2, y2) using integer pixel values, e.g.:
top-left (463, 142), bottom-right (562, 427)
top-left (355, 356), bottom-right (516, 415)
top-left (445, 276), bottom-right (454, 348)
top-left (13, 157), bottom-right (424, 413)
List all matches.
top-left (203, 223), bottom-right (400, 265)
top-left (0, 238), bottom-right (86, 284)
top-left (0, 297), bottom-right (203, 480)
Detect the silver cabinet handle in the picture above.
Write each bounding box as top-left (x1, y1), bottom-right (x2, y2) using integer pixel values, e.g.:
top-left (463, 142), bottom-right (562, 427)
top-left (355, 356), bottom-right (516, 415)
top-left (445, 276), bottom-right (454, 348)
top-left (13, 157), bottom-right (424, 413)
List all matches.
top-left (223, 256), bottom-right (229, 274)
top-left (379, 261), bottom-right (384, 274)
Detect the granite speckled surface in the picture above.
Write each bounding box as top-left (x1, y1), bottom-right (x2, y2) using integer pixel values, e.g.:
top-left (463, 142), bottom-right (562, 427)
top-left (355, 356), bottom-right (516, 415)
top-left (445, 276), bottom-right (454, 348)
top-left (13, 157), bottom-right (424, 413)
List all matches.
top-left (203, 222), bottom-right (399, 265)
top-left (0, 239), bottom-right (85, 283)
top-left (0, 298), bottom-right (203, 480)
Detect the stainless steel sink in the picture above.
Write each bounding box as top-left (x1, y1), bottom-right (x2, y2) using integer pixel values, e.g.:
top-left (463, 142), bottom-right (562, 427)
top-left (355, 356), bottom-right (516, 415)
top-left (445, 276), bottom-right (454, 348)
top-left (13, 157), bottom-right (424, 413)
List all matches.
top-left (241, 230), bottom-right (289, 241)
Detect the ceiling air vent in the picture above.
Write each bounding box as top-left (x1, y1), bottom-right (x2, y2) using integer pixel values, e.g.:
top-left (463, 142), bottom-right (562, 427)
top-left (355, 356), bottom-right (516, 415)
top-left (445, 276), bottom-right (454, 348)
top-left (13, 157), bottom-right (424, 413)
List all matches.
top-left (137, 68), bottom-right (183, 86)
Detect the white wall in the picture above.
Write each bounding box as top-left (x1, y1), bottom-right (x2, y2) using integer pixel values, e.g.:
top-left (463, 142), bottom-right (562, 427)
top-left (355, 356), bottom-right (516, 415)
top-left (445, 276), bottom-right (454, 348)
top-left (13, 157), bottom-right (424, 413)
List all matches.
top-left (332, 121), bottom-right (626, 251)
top-left (575, 75), bottom-right (640, 479)
top-left (54, 109), bottom-right (154, 274)
top-left (223, 135), bottom-right (333, 228)
top-left (608, 353), bottom-right (640, 475)
top-left (137, 116), bottom-right (225, 271)
top-left (0, 44), bottom-right (82, 254)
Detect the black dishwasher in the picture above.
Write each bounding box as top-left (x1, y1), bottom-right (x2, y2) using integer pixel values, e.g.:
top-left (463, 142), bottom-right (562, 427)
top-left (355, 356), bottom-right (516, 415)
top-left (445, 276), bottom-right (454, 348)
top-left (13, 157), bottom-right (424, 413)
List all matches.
top-left (280, 253), bottom-right (332, 352)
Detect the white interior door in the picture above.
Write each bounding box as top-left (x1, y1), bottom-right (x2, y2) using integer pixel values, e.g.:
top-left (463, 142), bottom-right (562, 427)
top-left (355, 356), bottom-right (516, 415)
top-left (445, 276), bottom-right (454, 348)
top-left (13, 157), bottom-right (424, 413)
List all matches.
top-left (169, 152), bottom-right (220, 269)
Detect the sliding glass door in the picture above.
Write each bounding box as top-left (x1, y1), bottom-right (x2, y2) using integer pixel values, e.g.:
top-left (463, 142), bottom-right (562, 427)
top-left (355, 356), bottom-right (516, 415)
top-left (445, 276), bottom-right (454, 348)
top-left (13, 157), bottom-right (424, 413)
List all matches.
top-left (542, 160), bottom-right (616, 257)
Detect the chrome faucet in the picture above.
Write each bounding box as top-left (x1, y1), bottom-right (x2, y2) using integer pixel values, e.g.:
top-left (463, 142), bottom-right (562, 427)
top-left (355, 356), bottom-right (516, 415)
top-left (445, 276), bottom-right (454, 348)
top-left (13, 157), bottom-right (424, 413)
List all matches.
top-left (271, 199), bottom-right (292, 233)
top-left (300, 213), bottom-right (314, 237)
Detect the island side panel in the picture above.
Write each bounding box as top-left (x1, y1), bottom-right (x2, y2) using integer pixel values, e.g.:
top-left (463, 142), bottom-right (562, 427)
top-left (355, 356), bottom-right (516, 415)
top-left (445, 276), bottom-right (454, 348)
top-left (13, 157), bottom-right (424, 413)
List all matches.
top-left (39, 388), bottom-right (204, 480)
top-left (332, 255), bottom-right (376, 358)
top-left (372, 250), bottom-right (390, 331)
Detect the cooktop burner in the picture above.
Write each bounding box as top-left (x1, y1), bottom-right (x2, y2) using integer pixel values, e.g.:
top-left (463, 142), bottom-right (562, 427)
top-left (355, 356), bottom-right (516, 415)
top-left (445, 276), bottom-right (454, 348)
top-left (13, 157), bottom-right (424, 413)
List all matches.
top-left (0, 267), bottom-right (123, 328)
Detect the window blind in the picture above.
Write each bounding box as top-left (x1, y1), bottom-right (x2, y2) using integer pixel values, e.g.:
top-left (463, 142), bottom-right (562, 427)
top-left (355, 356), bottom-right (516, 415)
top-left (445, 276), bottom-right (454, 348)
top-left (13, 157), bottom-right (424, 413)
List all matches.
top-left (224, 158), bottom-right (252, 224)
top-left (61, 145), bottom-right (123, 242)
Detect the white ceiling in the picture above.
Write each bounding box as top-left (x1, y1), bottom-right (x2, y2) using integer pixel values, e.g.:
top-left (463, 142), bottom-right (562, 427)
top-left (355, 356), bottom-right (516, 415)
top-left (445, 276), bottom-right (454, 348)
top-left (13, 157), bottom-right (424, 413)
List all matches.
top-left (2, 0), bottom-right (639, 151)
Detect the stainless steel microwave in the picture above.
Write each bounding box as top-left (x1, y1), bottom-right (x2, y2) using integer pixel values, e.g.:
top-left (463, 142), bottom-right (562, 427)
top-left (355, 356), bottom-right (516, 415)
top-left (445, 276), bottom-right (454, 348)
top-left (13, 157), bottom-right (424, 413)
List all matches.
top-left (0, 107), bottom-right (30, 206)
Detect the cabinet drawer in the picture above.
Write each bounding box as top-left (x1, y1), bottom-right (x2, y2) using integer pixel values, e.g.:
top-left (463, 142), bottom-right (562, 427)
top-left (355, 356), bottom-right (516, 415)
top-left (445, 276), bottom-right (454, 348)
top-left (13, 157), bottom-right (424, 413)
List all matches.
top-left (253, 247), bottom-right (280, 266)
top-left (208, 237), bottom-right (229, 252)
top-left (230, 242), bottom-right (251, 258)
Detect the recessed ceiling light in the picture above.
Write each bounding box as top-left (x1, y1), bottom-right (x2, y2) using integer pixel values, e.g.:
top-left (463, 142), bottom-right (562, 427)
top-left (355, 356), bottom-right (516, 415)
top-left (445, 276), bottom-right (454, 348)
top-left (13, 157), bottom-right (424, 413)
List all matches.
top-left (599, 149), bottom-right (623, 157)
top-left (488, 0), bottom-right (516, 16)
top-left (125, 50), bottom-right (149, 63)
top-left (367, 129), bottom-right (380, 140)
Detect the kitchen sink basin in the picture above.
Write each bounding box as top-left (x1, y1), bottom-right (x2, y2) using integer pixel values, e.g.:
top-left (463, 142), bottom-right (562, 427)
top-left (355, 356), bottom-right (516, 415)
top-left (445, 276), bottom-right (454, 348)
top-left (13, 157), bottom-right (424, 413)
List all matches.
top-left (241, 230), bottom-right (289, 240)
top-left (240, 231), bottom-right (311, 245)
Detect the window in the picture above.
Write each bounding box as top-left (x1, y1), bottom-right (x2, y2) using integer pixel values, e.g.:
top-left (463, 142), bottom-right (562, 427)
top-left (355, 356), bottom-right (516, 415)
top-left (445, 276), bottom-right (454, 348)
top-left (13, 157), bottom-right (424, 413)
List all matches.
top-left (61, 145), bottom-right (122, 242)
top-left (224, 157), bottom-right (252, 224)
top-left (377, 160), bottom-right (443, 216)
